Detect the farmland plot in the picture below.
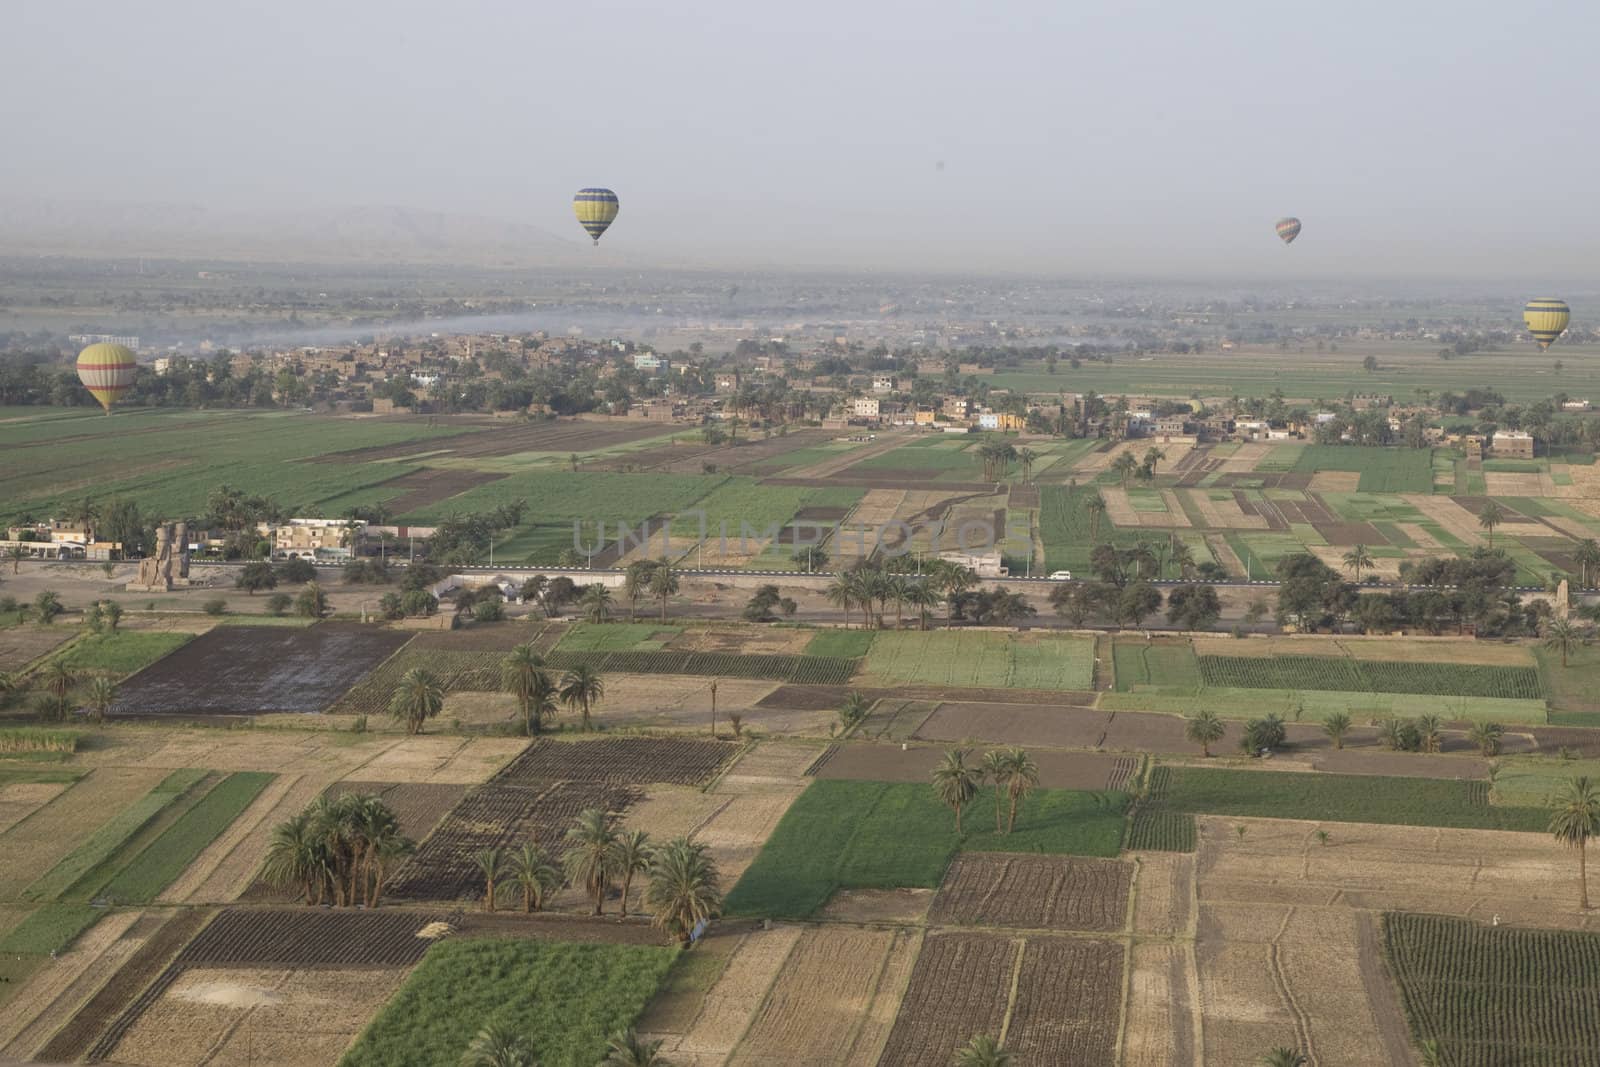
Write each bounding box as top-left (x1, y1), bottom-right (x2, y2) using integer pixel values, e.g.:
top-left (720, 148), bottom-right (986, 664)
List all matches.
top-left (877, 934), bottom-right (1019, 1067)
top-left (1384, 912), bottom-right (1600, 1066)
top-left (111, 625), bottom-right (411, 716)
top-left (175, 907), bottom-right (442, 966)
top-left (1198, 654), bottom-right (1543, 699)
top-left (929, 853), bottom-right (1131, 932)
top-left (495, 737), bottom-right (739, 787)
top-left (1005, 938), bottom-right (1124, 1065)
top-left (861, 631), bottom-right (1095, 690)
top-left (542, 649), bottom-right (858, 685)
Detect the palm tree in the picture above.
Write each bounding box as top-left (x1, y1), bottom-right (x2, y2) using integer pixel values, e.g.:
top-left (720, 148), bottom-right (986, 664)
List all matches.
top-left (1111, 451), bottom-right (1139, 487)
top-left (510, 843), bottom-right (562, 913)
top-left (1168, 540), bottom-right (1196, 580)
top-left (611, 828), bottom-right (652, 918)
top-left (1185, 710), bottom-right (1225, 757)
top-left (838, 690), bottom-right (870, 731)
top-left (825, 576), bottom-right (859, 628)
top-left (648, 558), bottom-right (679, 621)
top-left (564, 807), bottom-right (621, 915)
top-left (559, 664), bottom-right (606, 730)
top-left (1018, 447), bottom-right (1038, 483)
top-left (460, 1023), bottom-right (538, 1067)
top-left (40, 661), bottom-right (77, 703)
top-left (1086, 494), bottom-right (1107, 542)
top-left (1417, 714), bottom-right (1444, 754)
top-left (980, 750), bottom-right (1008, 833)
top-left (1142, 446), bottom-right (1167, 475)
top-left (602, 1029), bottom-right (672, 1067)
top-left (1468, 719), bottom-right (1504, 757)
top-left (1544, 617), bottom-right (1584, 668)
top-left (84, 675), bottom-right (117, 724)
top-left (623, 559), bottom-right (658, 621)
top-left (904, 580), bottom-right (941, 630)
top-left (643, 836), bottom-right (722, 943)
top-left (474, 847), bottom-right (505, 911)
top-left (1002, 748), bottom-right (1039, 833)
top-left (1478, 500), bottom-right (1506, 548)
top-left (261, 811), bottom-right (325, 904)
top-left (1323, 711), bottom-right (1352, 750)
top-left (500, 645), bottom-right (548, 736)
top-left (1342, 543), bottom-right (1374, 583)
top-left (6, 545), bottom-right (26, 574)
top-left (932, 748), bottom-right (982, 835)
top-left (581, 583), bottom-right (614, 623)
top-left (1575, 539), bottom-right (1600, 590)
top-left (1550, 776), bottom-right (1600, 909)
top-left (388, 668), bottom-right (444, 735)
top-left (1259, 1050), bottom-right (1306, 1067)
top-left (953, 1035), bottom-right (1011, 1066)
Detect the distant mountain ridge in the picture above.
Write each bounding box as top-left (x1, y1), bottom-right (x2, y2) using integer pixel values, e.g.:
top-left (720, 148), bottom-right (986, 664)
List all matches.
top-left (0, 197), bottom-right (589, 267)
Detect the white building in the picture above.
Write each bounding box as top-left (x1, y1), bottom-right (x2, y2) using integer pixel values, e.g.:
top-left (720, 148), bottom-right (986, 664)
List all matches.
top-left (852, 396), bottom-right (880, 418)
top-left (872, 375), bottom-right (895, 393)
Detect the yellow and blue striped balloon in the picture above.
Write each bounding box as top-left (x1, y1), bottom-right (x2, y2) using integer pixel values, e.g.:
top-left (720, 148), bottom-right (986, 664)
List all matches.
top-left (1524, 298), bottom-right (1571, 350)
top-left (573, 188), bottom-right (619, 245)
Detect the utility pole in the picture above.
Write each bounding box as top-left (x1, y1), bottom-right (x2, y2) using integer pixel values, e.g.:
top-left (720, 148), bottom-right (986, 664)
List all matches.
top-left (710, 678), bottom-right (718, 738)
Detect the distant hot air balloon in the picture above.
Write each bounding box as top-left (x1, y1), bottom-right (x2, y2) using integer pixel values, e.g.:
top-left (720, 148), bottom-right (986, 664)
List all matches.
top-left (76, 343), bottom-right (137, 414)
top-left (1524, 298), bottom-right (1571, 350)
top-left (1274, 217), bottom-right (1302, 244)
top-left (573, 188), bottom-right (619, 245)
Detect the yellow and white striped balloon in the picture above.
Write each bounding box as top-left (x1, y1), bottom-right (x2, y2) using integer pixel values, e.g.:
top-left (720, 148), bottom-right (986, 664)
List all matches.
top-left (76, 343), bottom-right (137, 414)
top-left (1523, 299), bottom-right (1570, 350)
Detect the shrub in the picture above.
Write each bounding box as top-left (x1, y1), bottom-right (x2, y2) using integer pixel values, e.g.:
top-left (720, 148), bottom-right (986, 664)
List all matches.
top-left (473, 599), bottom-right (505, 623)
top-left (402, 590), bottom-right (438, 617)
top-left (275, 557), bottom-right (316, 584)
top-left (264, 592), bottom-right (293, 617)
top-left (203, 598), bottom-right (228, 616)
top-left (379, 592), bottom-right (405, 620)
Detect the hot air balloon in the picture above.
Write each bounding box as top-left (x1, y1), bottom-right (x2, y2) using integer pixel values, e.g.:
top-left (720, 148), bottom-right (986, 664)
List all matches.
top-left (76, 343), bottom-right (137, 414)
top-left (573, 188), bottom-right (619, 245)
top-left (1274, 217), bottom-right (1302, 244)
top-left (1524, 299), bottom-right (1571, 350)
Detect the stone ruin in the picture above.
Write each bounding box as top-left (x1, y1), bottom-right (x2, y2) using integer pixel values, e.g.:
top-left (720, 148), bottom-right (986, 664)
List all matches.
top-left (129, 522), bottom-right (191, 592)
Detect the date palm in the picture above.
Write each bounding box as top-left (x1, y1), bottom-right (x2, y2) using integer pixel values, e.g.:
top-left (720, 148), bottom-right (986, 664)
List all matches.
top-left (40, 660), bottom-right (77, 703)
top-left (1416, 714), bottom-right (1444, 754)
top-left (1185, 710), bottom-right (1225, 758)
top-left (563, 807), bottom-right (621, 916)
top-left (261, 811), bottom-right (325, 904)
top-left (388, 668), bottom-right (444, 735)
top-left (1322, 711), bottom-right (1352, 751)
top-left (580, 583), bottom-right (614, 623)
top-left (1550, 776), bottom-right (1600, 909)
top-left (1468, 719), bottom-right (1504, 757)
top-left (1086, 494), bottom-right (1107, 543)
top-left (6, 545), bottom-right (25, 575)
top-left (474, 847), bottom-right (505, 912)
top-left (825, 576), bottom-right (859, 628)
top-left (953, 1035), bottom-right (1010, 1066)
top-left (1478, 500), bottom-right (1505, 548)
top-left (500, 644), bottom-right (548, 736)
top-left (559, 664), bottom-right (605, 731)
top-left (510, 843), bottom-right (562, 913)
top-left (648, 557), bottom-right (679, 621)
top-left (602, 1029), bottom-right (672, 1066)
top-left (643, 836), bottom-right (723, 943)
top-left (1017, 447), bottom-right (1038, 483)
top-left (623, 559), bottom-right (658, 622)
top-left (980, 750), bottom-right (1008, 832)
top-left (460, 1023), bottom-right (538, 1067)
top-left (932, 748), bottom-right (982, 835)
top-left (84, 675), bottom-right (117, 724)
top-left (1259, 1049), bottom-right (1306, 1067)
top-left (903, 580), bottom-right (941, 630)
top-left (1544, 617), bottom-right (1583, 668)
top-left (611, 828), bottom-right (652, 918)
top-left (1575, 539), bottom-right (1600, 590)
top-left (1002, 748), bottom-right (1039, 833)
top-left (1342, 543), bottom-right (1374, 583)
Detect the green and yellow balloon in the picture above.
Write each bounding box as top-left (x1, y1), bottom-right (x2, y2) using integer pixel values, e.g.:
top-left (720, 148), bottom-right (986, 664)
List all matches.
top-left (573, 187), bottom-right (619, 245)
top-left (1524, 298), bottom-right (1571, 350)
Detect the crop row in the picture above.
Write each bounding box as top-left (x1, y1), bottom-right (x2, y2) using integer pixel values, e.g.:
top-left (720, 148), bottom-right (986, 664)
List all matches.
top-left (1385, 912), bottom-right (1600, 1064)
top-left (1124, 809), bottom-right (1196, 852)
top-left (1198, 655), bottom-right (1543, 699)
top-left (542, 650), bottom-right (858, 685)
top-left (178, 907), bottom-right (443, 967)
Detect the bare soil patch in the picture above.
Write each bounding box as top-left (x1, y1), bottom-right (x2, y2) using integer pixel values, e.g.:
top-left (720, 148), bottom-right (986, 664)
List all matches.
top-left (175, 908), bottom-right (443, 966)
top-left (660, 923), bottom-right (804, 1064)
top-left (326, 781), bottom-right (468, 840)
top-left (378, 466), bottom-right (507, 513)
top-left (0, 780), bottom-right (70, 835)
top-left (0, 625), bottom-right (75, 671)
top-left (817, 887), bottom-right (934, 925)
top-left (1130, 852), bottom-right (1195, 939)
top-left (1006, 937), bottom-right (1124, 1065)
top-left (1123, 941), bottom-right (1196, 1067)
top-left (110, 623), bottom-right (410, 716)
top-left (495, 736), bottom-right (740, 787)
top-left (930, 854), bottom-right (1132, 932)
top-left (813, 743), bottom-right (1130, 790)
top-left (1313, 521), bottom-right (1385, 545)
top-left (913, 702), bottom-right (1110, 748)
top-left (728, 926), bottom-right (912, 1066)
top-left (877, 933), bottom-right (1018, 1067)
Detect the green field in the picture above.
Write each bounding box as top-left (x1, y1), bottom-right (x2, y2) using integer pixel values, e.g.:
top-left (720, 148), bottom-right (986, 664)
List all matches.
top-left (1384, 912), bottom-right (1600, 1066)
top-left (1100, 686), bottom-right (1548, 724)
top-left (724, 778), bottom-right (1129, 919)
top-left (57, 631), bottom-right (193, 676)
top-left (804, 629), bottom-right (877, 658)
top-left (1152, 766), bottom-right (1549, 831)
top-left (1113, 640), bottom-right (1201, 692)
top-left (1197, 655), bottom-right (1543, 700)
top-left (0, 903), bottom-right (102, 955)
top-left (341, 939), bottom-right (675, 1067)
top-left (1290, 445), bottom-right (1434, 493)
top-left (861, 631), bottom-right (1095, 689)
top-left (98, 771), bottom-right (273, 903)
top-left (555, 623), bottom-right (680, 651)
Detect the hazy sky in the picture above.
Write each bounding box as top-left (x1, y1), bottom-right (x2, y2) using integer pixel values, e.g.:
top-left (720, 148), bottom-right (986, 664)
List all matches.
top-left (4, 0), bottom-right (1595, 278)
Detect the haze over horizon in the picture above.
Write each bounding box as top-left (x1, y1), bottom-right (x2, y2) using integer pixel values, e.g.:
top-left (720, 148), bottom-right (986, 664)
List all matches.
top-left (4, 0), bottom-right (1594, 281)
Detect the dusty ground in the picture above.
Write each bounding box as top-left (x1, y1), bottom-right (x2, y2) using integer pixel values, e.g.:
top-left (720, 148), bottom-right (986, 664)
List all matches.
top-left (653, 923), bottom-right (806, 1066)
top-left (0, 765), bottom-right (172, 898)
top-left (0, 909), bottom-right (144, 1058)
top-left (0, 625), bottom-right (76, 671)
top-left (0, 780), bottom-right (71, 834)
top-left (106, 965), bottom-right (409, 1067)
